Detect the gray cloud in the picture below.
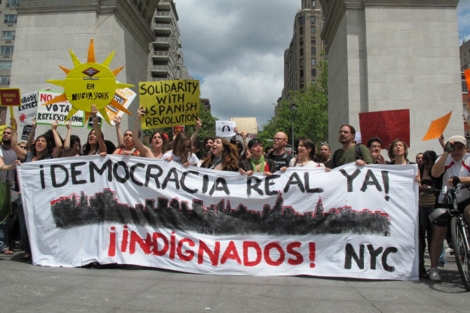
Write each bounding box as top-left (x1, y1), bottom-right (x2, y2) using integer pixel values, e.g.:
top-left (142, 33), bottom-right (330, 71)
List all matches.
top-left (177, 0), bottom-right (299, 127)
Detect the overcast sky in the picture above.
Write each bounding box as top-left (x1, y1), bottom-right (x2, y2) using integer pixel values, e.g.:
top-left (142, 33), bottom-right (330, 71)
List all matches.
top-left (177, 1), bottom-right (470, 129)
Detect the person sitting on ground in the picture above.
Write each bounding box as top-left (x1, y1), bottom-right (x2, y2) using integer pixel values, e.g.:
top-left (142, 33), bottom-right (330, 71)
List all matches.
top-left (367, 137), bottom-right (385, 164)
top-left (201, 137), bottom-right (239, 171)
top-left (239, 139), bottom-right (274, 176)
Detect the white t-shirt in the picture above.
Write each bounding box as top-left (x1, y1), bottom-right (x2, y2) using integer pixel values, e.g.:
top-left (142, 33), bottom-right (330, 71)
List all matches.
top-left (162, 150), bottom-right (200, 166)
top-left (289, 159), bottom-right (325, 168)
top-left (437, 153), bottom-right (470, 203)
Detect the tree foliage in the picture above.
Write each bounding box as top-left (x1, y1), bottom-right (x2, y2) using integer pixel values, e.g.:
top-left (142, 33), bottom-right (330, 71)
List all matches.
top-left (258, 59), bottom-right (328, 149)
top-left (185, 102), bottom-right (218, 139)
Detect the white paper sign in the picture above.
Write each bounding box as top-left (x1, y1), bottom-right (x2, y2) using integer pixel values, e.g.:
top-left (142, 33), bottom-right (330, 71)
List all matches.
top-left (216, 120), bottom-right (236, 137)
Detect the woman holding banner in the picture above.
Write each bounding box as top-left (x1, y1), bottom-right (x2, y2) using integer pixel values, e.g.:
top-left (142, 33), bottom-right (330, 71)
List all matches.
top-left (163, 132), bottom-right (199, 166)
top-left (82, 105), bottom-right (107, 156)
top-left (10, 117), bottom-right (64, 260)
top-left (132, 107), bottom-right (167, 159)
top-left (239, 138), bottom-right (274, 175)
top-left (201, 137), bottom-right (239, 171)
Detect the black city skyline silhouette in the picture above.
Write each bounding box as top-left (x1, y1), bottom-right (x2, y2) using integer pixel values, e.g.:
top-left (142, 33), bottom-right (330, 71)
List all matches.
top-left (50, 189), bottom-right (390, 236)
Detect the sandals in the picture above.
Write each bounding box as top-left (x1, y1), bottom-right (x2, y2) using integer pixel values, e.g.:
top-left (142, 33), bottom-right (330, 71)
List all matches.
top-left (2, 250), bottom-right (14, 255)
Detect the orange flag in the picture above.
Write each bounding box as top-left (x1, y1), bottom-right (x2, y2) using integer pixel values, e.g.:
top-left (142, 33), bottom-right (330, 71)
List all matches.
top-left (422, 111), bottom-right (452, 141)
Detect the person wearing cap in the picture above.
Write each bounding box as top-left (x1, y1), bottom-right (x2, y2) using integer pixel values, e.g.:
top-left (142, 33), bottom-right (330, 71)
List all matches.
top-left (429, 134), bottom-right (470, 282)
top-left (239, 139), bottom-right (275, 176)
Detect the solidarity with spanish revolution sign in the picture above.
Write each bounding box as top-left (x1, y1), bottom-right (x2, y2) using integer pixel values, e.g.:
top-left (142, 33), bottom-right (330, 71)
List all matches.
top-left (18, 156), bottom-right (418, 280)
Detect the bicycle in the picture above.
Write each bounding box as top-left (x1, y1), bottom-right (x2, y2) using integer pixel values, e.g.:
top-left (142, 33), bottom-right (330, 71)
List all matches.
top-left (432, 180), bottom-right (470, 291)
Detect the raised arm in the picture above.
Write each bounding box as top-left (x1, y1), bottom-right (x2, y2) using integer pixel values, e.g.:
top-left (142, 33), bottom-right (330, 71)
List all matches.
top-left (132, 107), bottom-right (152, 157)
top-left (91, 105), bottom-right (107, 155)
top-left (63, 120), bottom-right (72, 151)
top-left (25, 117), bottom-right (37, 151)
top-left (50, 120), bottom-right (64, 159)
top-left (113, 116), bottom-right (124, 148)
top-left (191, 118), bottom-right (202, 147)
top-left (10, 118), bottom-right (27, 161)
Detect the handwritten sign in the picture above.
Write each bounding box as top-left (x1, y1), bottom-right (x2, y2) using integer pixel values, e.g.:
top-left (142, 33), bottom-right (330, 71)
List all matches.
top-left (216, 120), bottom-right (237, 137)
top-left (422, 111), bottom-right (452, 141)
top-left (0, 88), bottom-right (21, 106)
top-left (36, 90), bottom-right (85, 126)
top-left (14, 91), bottom-right (38, 128)
top-left (138, 80), bottom-right (200, 129)
top-left (100, 87), bottom-right (136, 126)
top-left (230, 117), bottom-right (258, 134)
top-left (359, 109), bottom-right (410, 148)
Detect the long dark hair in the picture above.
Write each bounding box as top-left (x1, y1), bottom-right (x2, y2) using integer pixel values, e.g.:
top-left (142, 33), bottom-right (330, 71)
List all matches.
top-left (83, 129), bottom-right (104, 155)
top-left (172, 132), bottom-right (191, 164)
top-left (30, 135), bottom-right (52, 160)
top-left (201, 137), bottom-right (239, 171)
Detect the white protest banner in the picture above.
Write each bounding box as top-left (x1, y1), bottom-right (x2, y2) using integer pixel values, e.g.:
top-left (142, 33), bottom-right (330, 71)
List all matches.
top-left (18, 157), bottom-right (418, 280)
top-left (216, 120), bottom-right (237, 137)
top-left (36, 90), bottom-right (85, 126)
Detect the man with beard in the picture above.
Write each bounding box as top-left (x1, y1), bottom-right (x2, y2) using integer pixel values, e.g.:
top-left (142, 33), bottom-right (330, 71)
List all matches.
top-left (267, 131), bottom-right (293, 172)
top-left (326, 124), bottom-right (373, 169)
top-left (0, 126), bottom-right (18, 255)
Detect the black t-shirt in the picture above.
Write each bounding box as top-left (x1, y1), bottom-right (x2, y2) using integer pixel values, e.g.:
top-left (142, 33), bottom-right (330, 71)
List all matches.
top-left (267, 151), bottom-right (293, 172)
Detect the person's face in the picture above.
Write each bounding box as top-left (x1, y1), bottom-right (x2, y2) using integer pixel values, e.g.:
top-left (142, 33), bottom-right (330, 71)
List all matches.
top-left (415, 153), bottom-right (423, 166)
top-left (297, 141), bottom-right (311, 159)
top-left (320, 145), bottom-right (330, 158)
top-left (339, 126), bottom-right (354, 144)
top-left (245, 149), bottom-right (252, 159)
top-left (72, 141), bottom-right (80, 154)
top-left (451, 143), bottom-right (466, 161)
top-left (211, 138), bottom-right (223, 157)
top-left (250, 143), bottom-right (263, 158)
top-left (88, 130), bottom-right (97, 144)
top-left (369, 141), bottom-right (381, 155)
top-left (2, 129), bottom-right (12, 144)
top-left (205, 139), bottom-right (213, 150)
top-left (123, 131), bottom-right (133, 146)
top-left (273, 132), bottom-right (286, 149)
top-left (18, 143), bottom-right (27, 150)
top-left (35, 137), bottom-right (47, 153)
top-left (152, 133), bottom-right (163, 148)
top-left (393, 141), bottom-right (405, 157)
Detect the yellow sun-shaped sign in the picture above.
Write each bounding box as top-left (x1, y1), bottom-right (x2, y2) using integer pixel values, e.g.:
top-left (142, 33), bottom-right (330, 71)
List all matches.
top-left (44, 39), bottom-right (133, 124)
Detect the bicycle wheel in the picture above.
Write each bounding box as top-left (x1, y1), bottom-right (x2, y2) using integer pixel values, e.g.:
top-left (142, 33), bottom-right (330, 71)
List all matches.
top-left (451, 216), bottom-right (470, 291)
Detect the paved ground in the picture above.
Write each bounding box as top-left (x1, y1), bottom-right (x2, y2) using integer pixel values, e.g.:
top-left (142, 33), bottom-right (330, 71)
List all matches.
top-left (1, 250), bottom-right (469, 313)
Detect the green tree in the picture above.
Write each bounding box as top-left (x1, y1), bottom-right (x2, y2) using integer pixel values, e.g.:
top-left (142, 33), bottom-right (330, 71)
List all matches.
top-left (185, 102), bottom-right (218, 139)
top-left (258, 59), bottom-right (328, 149)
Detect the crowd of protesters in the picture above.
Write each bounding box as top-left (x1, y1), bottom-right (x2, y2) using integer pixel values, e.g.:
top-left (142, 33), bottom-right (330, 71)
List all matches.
top-left (1, 106), bottom-right (470, 284)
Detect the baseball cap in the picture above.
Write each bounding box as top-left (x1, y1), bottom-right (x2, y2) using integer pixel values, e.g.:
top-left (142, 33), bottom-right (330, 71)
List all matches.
top-left (449, 135), bottom-right (467, 146)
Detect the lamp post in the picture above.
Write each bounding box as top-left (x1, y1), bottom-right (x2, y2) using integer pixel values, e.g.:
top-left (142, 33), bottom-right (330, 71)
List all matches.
top-left (291, 103), bottom-right (298, 155)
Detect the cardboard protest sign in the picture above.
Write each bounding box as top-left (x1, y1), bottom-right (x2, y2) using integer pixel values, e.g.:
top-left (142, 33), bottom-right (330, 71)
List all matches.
top-left (216, 120), bottom-right (236, 137)
top-left (138, 79), bottom-right (200, 129)
top-left (102, 87), bottom-right (136, 125)
top-left (422, 111), bottom-right (452, 141)
top-left (359, 109), bottom-right (410, 148)
top-left (44, 39), bottom-right (133, 125)
top-left (0, 88), bottom-right (21, 121)
top-left (230, 117), bottom-right (258, 134)
top-left (19, 157), bottom-right (418, 280)
top-left (15, 91), bottom-right (38, 128)
top-left (36, 90), bottom-right (85, 126)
